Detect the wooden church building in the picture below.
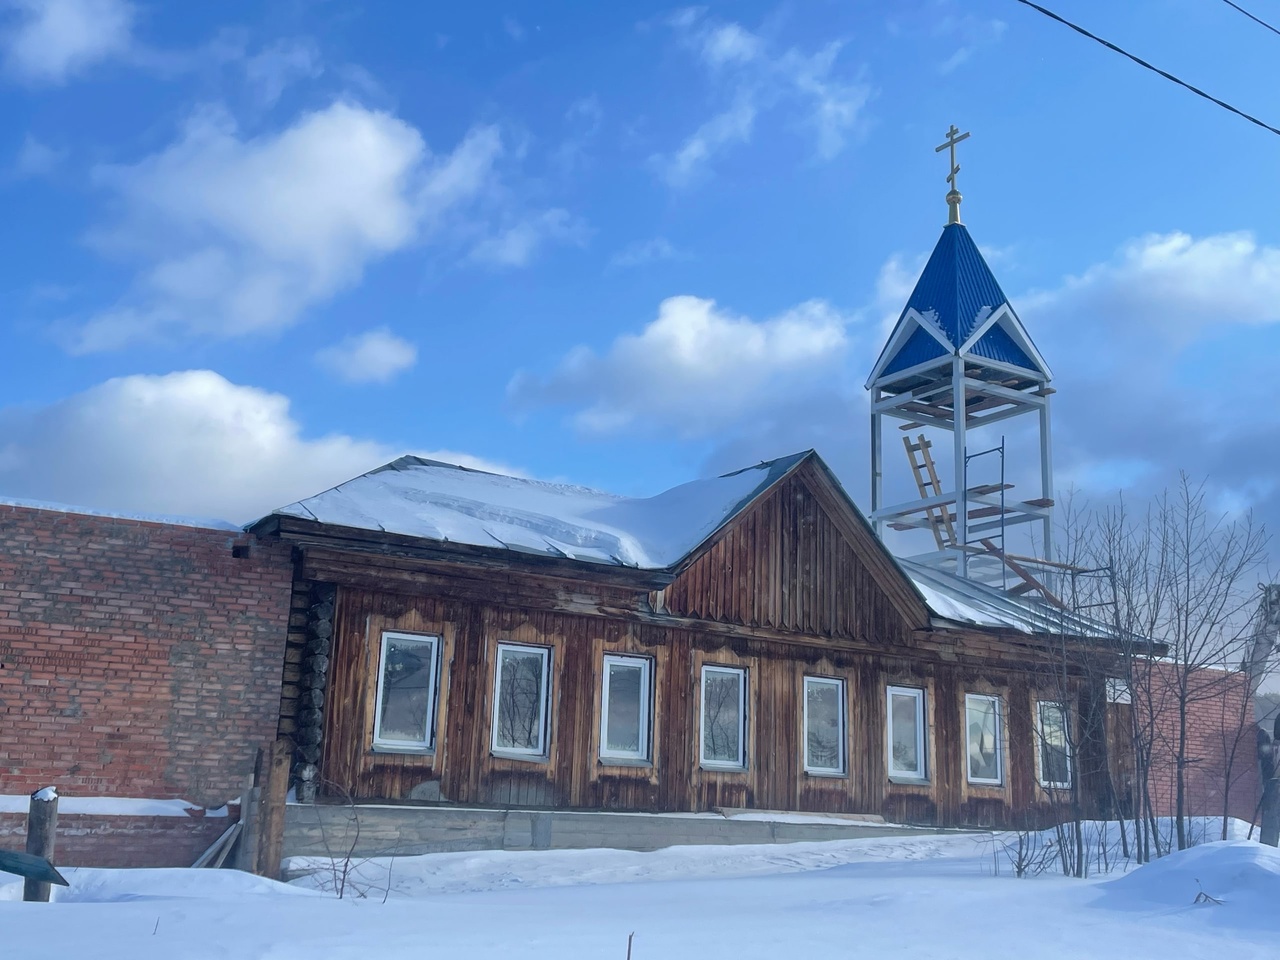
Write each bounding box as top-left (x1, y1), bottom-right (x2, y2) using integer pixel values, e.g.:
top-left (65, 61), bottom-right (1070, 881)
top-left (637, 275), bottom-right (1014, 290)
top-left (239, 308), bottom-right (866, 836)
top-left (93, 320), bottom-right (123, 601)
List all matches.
top-left (250, 135), bottom-right (1147, 828)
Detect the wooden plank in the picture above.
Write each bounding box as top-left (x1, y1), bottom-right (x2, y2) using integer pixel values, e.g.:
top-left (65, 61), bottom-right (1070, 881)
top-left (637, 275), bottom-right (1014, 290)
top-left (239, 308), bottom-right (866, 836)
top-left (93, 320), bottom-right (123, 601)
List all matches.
top-left (256, 739), bottom-right (292, 880)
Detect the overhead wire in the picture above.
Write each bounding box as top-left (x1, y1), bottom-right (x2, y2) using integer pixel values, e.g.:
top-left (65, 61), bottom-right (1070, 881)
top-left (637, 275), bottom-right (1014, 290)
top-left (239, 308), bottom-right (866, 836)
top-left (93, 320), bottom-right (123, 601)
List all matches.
top-left (1010, 0), bottom-right (1280, 138)
top-left (1218, 0), bottom-right (1280, 39)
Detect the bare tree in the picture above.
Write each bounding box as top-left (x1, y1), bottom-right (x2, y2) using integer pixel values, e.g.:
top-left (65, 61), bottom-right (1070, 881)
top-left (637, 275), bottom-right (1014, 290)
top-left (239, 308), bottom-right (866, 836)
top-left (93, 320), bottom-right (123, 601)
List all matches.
top-left (1066, 478), bottom-right (1266, 852)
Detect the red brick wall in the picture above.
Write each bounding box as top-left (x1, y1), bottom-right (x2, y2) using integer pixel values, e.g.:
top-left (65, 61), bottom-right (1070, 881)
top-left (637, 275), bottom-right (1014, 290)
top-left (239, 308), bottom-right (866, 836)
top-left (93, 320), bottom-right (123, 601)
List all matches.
top-left (1138, 661), bottom-right (1261, 823)
top-left (0, 811), bottom-right (231, 868)
top-left (0, 504), bottom-right (294, 808)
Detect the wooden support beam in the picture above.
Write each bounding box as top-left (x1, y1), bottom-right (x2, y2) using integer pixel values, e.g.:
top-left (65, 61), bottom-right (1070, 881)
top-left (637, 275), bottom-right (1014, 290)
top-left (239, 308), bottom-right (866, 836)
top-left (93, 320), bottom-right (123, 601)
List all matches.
top-left (978, 538), bottom-right (1065, 610)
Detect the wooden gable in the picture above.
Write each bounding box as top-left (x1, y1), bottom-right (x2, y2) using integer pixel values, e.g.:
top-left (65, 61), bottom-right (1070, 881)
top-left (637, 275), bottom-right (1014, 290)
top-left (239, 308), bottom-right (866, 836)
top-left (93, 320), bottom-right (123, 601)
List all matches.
top-left (657, 456), bottom-right (929, 644)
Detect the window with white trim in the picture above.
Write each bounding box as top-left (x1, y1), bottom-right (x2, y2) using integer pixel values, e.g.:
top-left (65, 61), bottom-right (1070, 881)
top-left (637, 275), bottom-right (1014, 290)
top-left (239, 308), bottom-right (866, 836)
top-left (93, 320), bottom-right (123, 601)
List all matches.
top-left (700, 665), bottom-right (747, 769)
top-left (601, 654), bottom-right (652, 762)
top-left (803, 676), bottom-right (846, 775)
top-left (1105, 678), bottom-right (1131, 704)
top-left (887, 686), bottom-right (927, 779)
top-left (965, 693), bottom-right (1004, 785)
top-left (491, 643), bottom-right (551, 757)
top-left (1037, 700), bottom-right (1073, 788)
top-left (373, 632), bottom-right (441, 751)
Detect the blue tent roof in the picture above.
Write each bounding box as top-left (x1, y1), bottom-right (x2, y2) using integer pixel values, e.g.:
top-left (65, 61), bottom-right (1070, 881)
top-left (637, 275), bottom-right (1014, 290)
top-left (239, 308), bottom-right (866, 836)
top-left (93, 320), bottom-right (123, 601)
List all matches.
top-left (874, 223), bottom-right (1047, 382)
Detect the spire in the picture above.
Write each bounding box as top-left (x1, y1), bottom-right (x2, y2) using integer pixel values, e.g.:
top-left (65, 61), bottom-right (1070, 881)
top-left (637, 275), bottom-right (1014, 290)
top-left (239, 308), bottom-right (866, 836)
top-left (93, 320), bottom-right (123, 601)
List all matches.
top-left (934, 124), bottom-right (970, 225)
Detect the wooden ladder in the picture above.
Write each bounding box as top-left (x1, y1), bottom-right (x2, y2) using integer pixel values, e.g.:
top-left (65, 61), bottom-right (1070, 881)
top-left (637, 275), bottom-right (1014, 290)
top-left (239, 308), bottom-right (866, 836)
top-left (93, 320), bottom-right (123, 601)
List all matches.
top-left (902, 434), bottom-right (956, 550)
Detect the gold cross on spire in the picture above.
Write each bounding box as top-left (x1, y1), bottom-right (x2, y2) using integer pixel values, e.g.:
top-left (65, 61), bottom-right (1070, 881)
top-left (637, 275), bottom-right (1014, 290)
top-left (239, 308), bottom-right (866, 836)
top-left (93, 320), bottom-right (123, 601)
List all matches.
top-left (934, 124), bottom-right (970, 225)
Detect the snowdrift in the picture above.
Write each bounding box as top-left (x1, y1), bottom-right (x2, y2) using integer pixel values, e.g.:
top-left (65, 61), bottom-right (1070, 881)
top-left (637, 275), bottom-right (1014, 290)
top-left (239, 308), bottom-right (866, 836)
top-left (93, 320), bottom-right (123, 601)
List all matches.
top-left (0, 866), bottom-right (319, 903)
top-left (1100, 840), bottom-right (1280, 916)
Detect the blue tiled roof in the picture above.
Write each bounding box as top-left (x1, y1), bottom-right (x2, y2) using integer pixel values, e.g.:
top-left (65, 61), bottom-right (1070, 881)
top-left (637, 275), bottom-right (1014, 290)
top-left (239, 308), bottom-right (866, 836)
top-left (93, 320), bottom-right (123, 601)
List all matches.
top-left (874, 223), bottom-right (1047, 381)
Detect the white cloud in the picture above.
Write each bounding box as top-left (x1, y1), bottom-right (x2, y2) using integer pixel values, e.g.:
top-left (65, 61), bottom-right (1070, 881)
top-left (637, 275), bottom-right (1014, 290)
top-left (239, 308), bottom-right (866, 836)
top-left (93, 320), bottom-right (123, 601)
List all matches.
top-left (1023, 231), bottom-right (1280, 345)
top-left (658, 97), bottom-right (756, 187)
top-left (935, 16), bottom-right (1006, 75)
top-left (1, 0), bottom-right (134, 84)
top-left (72, 102), bottom-right (504, 352)
top-left (315, 328), bottom-right (418, 384)
top-left (702, 22), bottom-right (761, 67)
top-left (11, 132), bottom-right (64, 177)
top-left (243, 37), bottom-right (322, 106)
top-left (508, 295), bottom-right (849, 438)
top-left (609, 237), bottom-right (685, 269)
top-left (0, 370), bottom-right (516, 522)
top-left (653, 11), bottom-right (870, 185)
top-left (469, 208), bottom-right (590, 268)
top-left (503, 16), bottom-right (524, 42)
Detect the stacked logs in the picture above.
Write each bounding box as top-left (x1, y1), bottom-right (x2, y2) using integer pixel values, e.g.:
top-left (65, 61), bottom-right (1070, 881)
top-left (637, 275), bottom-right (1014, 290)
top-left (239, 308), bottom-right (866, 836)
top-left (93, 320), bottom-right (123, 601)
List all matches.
top-left (294, 584), bottom-right (335, 802)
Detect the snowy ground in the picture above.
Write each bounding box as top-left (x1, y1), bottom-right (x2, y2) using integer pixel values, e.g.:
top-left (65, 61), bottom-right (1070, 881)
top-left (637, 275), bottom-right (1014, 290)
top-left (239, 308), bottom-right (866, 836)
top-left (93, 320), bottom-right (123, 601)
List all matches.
top-left (4, 831), bottom-right (1280, 959)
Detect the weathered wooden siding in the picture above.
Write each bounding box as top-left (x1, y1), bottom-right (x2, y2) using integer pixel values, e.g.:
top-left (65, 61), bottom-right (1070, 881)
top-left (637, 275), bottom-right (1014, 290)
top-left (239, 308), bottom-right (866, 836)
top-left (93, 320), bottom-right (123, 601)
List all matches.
top-left (659, 464), bottom-right (923, 643)
top-left (315, 581), bottom-right (1094, 827)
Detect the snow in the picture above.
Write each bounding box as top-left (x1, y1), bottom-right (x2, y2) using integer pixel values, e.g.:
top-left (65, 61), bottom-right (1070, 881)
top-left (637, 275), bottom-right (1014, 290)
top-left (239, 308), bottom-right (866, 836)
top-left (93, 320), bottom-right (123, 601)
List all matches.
top-left (0, 795), bottom-right (227, 817)
top-left (268, 453), bottom-right (806, 569)
top-left (5, 833), bottom-right (1280, 959)
top-left (0, 495), bottom-right (239, 531)
top-left (31, 787), bottom-right (57, 802)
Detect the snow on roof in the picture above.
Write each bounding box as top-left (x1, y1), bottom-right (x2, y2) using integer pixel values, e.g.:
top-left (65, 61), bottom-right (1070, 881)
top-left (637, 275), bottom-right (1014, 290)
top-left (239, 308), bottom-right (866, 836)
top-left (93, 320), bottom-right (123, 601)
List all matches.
top-left (267, 452), bottom-right (811, 570)
top-left (901, 558), bottom-right (1115, 638)
top-left (0, 495), bottom-right (240, 532)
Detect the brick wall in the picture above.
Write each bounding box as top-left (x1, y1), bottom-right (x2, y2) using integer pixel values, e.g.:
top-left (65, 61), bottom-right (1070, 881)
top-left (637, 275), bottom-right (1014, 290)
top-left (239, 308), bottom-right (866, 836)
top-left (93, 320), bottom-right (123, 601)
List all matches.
top-left (0, 504), bottom-right (295, 810)
top-left (1138, 661), bottom-right (1261, 824)
top-left (0, 811), bottom-right (231, 868)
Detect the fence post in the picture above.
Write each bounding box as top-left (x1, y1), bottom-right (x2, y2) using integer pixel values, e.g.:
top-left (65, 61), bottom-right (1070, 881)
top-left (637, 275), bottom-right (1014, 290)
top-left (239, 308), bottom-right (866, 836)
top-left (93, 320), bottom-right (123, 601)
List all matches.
top-left (256, 739), bottom-right (291, 880)
top-left (23, 787), bottom-right (59, 902)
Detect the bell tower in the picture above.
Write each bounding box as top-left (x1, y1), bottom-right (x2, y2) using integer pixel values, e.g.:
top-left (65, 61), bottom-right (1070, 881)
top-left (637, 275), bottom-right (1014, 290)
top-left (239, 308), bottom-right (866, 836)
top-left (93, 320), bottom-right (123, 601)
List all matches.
top-left (866, 126), bottom-right (1060, 600)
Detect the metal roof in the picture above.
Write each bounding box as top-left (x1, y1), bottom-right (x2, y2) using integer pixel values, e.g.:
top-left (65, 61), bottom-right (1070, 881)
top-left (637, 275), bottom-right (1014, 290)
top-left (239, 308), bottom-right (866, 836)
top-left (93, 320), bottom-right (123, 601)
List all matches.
top-left (900, 558), bottom-right (1118, 639)
top-left (258, 451), bottom-right (811, 571)
top-left (874, 223), bottom-right (1048, 382)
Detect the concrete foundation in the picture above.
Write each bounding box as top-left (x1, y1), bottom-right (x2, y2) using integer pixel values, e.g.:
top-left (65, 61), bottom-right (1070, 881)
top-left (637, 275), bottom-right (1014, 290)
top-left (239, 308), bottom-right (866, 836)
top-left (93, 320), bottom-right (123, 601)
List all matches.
top-left (282, 803), bottom-right (950, 863)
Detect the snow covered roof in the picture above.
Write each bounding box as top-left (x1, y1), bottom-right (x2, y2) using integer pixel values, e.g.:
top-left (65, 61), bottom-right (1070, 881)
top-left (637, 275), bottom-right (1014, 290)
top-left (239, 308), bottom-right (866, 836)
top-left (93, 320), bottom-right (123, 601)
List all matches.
top-left (901, 558), bottom-right (1116, 638)
top-left (0, 494), bottom-right (240, 532)
top-left (265, 452), bottom-right (811, 571)
top-left (261, 450), bottom-right (1120, 641)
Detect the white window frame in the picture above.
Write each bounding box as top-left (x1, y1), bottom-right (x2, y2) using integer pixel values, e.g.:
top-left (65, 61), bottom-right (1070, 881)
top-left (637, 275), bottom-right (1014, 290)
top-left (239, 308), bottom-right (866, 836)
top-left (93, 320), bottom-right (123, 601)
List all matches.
top-left (1036, 700), bottom-right (1073, 789)
top-left (600, 654), bottom-right (653, 763)
top-left (886, 685), bottom-right (927, 780)
top-left (803, 676), bottom-right (847, 776)
top-left (965, 693), bottom-right (1004, 786)
top-left (372, 631), bottom-right (442, 752)
top-left (490, 643), bottom-right (552, 759)
top-left (1105, 678), bottom-right (1131, 704)
top-left (700, 665), bottom-right (748, 770)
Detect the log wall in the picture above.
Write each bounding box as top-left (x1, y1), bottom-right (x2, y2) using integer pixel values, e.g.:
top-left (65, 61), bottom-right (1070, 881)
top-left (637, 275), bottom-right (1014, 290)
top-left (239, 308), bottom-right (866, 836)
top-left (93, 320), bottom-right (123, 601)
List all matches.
top-left (288, 455), bottom-right (1109, 828)
top-left (315, 583), bottom-right (1092, 827)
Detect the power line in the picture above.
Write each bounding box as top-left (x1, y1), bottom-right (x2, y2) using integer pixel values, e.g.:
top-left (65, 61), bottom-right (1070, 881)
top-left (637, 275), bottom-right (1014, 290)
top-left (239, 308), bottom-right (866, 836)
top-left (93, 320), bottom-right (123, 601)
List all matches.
top-left (1220, 0), bottom-right (1280, 38)
top-left (1011, 0), bottom-right (1280, 138)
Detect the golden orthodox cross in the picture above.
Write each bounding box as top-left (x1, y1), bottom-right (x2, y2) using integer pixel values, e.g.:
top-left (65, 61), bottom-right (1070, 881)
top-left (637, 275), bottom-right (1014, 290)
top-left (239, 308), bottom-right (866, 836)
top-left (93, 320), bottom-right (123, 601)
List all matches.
top-left (934, 124), bottom-right (970, 224)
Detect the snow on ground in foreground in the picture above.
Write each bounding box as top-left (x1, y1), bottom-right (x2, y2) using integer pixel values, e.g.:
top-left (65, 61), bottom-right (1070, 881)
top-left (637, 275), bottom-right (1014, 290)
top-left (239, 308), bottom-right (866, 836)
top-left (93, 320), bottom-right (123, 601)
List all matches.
top-left (4, 834), bottom-right (1280, 960)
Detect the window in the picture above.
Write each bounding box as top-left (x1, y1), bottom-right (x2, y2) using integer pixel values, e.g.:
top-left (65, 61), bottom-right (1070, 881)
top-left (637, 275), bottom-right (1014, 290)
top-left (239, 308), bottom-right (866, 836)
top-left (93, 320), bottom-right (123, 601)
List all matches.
top-left (1037, 701), bottom-right (1073, 788)
top-left (491, 644), bottom-right (551, 757)
top-left (700, 665), bottom-right (747, 769)
top-left (1105, 678), bottom-right (1131, 704)
top-left (803, 677), bottom-right (846, 775)
top-left (887, 686), bottom-right (927, 779)
top-left (373, 632), bottom-right (441, 751)
top-left (601, 655), bottom-right (652, 762)
top-left (965, 694), bottom-right (1004, 785)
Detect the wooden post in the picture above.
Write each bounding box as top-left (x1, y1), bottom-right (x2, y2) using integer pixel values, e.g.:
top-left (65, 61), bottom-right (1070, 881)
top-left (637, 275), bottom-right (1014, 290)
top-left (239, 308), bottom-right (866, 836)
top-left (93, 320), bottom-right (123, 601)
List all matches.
top-left (23, 787), bottom-right (59, 902)
top-left (234, 751), bottom-right (262, 874)
top-left (256, 739), bottom-right (292, 880)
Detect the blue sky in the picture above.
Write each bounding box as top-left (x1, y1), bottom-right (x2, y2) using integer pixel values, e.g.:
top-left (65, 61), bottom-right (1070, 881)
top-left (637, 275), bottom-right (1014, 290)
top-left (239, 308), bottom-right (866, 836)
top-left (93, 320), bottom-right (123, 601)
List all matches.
top-left (1, 0), bottom-right (1280, 548)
